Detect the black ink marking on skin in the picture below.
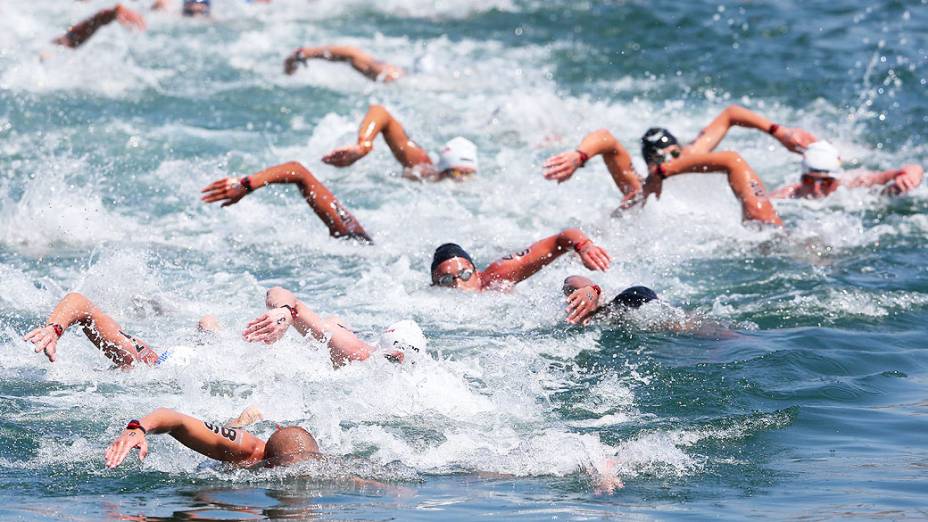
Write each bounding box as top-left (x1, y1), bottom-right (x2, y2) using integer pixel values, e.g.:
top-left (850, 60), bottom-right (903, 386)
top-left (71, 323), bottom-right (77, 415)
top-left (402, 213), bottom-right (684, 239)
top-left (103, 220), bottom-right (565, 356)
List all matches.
top-left (502, 249), bottom-right (530, 261)
top-left (750, 179), bottom-right (767, 198)
top-left (204, 422), bottom-right (238, 442)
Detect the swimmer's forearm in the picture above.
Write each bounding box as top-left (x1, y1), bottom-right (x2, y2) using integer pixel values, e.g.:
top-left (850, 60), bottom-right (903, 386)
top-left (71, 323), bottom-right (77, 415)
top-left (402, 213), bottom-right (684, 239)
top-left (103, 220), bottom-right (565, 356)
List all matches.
top-left (556, 228), bottom-right (590, 252)
top-left (265, 287), bottom-right (298, 310)
top-left (356, 105), bottom-right (393, 150)
top-left (54, 6), bottom-right (119, 48)
top-left (138, 408), bottom-right (187, 435)
top-left (246, 162), bottom-right (318, 191)
top-left (139, 408), bottom-right (263, 463)
top-left (723, 105), bottom-right (774, 132)
top-left (46, 292), bottom-right (97, 331)
top-left (663, 152), bottom-right (745, 177)
top-left (576, 129), bottom-right (622, 158)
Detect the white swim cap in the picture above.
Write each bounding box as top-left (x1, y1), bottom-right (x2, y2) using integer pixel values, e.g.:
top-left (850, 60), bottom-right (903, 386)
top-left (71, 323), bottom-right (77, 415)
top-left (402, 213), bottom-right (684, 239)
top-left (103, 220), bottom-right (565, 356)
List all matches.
top-left (802, 141), bottom-right (841, 174)
top-left (436, 137), bottom-right (479, 173)
top-left (378, 320), bottom-right (427, 353)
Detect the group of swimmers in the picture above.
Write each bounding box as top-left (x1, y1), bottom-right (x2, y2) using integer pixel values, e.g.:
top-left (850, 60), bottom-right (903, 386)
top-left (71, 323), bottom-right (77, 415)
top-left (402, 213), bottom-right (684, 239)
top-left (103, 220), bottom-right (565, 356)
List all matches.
top-left (25, 0), bottom-right (925, 482)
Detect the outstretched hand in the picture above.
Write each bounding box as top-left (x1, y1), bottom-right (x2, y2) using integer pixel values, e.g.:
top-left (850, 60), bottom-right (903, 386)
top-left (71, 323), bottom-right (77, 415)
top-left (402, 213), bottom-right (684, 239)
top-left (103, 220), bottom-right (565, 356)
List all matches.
top-left (200, 177), bottom-right (249, 207)
top-left (773, 126), bottom-right (817, 153)
top-left (115, 4), bottom-right (146, 31)
top-left (566, 285), bottom-right (601, 324)
top-left (284, 48), bottom-right (305, 75)
top-left (105, 428), bottom-right (149, 469)
top-left (243, 307), bottom-right (292, 344)
top-left (577, 243), bottom-right (611, 272)
top-left (24, 325), bottom-right (60, 363)
top-left (543, 151), bottom-right (583, 183)
top-left (884, 166), bottom-right (923, 196)
top-left (322, 145), bottom-right (369, 167)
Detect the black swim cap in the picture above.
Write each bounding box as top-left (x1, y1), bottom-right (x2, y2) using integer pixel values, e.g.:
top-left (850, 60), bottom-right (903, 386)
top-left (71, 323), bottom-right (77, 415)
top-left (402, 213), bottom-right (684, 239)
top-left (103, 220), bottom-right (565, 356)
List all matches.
top-left (641, 128), bottom-right (678, 165)
top-left (431, 243), bottom-right (475, 272)
top-left (611, 286), bottom-right (658, 309)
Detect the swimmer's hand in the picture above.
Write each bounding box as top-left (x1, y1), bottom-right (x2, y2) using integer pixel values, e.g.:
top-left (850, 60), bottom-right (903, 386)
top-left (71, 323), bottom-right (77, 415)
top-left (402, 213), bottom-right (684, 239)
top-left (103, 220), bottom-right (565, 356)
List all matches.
top-left (543, 150), bottom-right (583, 183)
top-left (772, 126), bottom-right (817, 154)
top-left (642, 169), bottom-right (664, 201)
top-left (242, 307), bottom-right (292, 344)
top-left (577, 243), bottom-right (611, 272)
top-left (114, 4), bottom-right (147, 32)
top-left (883, 165), bottom-right (924, 196)
top-left (322, 144), bottom-right (370, 168)
top-left (284, 48), bottom-right (306, 75)
top-left (105, 426), bottom-right (149, 469)
top-left (23, 325), bottom-right (60, 363)
top-left (566, 285), bottom-right (602, 325)
top-left (201, 177), bottom-right (249, 207)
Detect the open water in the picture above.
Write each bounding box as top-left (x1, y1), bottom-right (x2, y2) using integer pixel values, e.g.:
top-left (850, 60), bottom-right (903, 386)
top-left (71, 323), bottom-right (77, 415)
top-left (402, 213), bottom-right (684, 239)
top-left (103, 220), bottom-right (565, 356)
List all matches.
top-left (1, 0), bottom-right (927, 519)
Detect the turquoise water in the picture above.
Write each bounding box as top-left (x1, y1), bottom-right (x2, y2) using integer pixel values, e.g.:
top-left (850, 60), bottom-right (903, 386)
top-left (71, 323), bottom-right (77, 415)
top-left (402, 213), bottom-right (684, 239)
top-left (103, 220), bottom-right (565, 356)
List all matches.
top-left (1, 0), bottom-right (927, 519)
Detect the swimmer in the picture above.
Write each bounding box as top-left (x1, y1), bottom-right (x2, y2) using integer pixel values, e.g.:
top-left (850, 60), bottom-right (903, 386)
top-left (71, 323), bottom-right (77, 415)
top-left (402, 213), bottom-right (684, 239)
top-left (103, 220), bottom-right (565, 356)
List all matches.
top-left (242, 287), bottom-right (426, 367)
top-left (200, 162), bottom-right (372, 243)
top-left (152, 0), bottom-right (227, 17)
top-left (52, 3), bottom-right (146, 49)
top-left (430, 229), bottom-right (611, 292)
top-left (322, 105), bottom-right (478, 182)
top-left (104, 407), bottom-right (320, 469)
top-left (284, 45), bottom-right (403, 82)
top-left (22, 292), bottom-right (214, 368)
top-left (769, 140), bottom-right (924, 199)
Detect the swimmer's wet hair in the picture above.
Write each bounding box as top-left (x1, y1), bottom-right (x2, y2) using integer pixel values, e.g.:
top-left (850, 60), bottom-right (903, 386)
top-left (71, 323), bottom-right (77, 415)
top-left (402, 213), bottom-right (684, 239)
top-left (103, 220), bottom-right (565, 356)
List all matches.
top-left (640, 127), bottom-right (678, 165)
top-left (611, 286), bottom-right (658, 309)
top-left (431, 243), bottom-right (475, 272)
top-left (264, 426), bottom-right (320, 467)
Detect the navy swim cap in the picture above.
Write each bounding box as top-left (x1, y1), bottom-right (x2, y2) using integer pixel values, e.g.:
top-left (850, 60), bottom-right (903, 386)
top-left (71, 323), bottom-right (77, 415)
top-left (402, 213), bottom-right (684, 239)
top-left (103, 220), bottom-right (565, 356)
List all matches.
top-left (611, 286), bottom-right (658, 309)
top-left (641, 128), bottom-right (678, 165)
top-left (431, 243), bottom-right (475, 272)
top-left (183, 0), bottom-right (210, 16)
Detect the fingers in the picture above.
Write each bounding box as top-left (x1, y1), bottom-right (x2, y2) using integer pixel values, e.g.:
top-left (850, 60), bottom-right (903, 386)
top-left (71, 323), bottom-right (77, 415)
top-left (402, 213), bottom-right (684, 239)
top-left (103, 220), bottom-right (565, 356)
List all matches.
top-left (24, 327), bottom-right (44, 342)
top-left (44, 343), bottom-right (57, 363)
top-left (138, 440), bottom-right (148, 461)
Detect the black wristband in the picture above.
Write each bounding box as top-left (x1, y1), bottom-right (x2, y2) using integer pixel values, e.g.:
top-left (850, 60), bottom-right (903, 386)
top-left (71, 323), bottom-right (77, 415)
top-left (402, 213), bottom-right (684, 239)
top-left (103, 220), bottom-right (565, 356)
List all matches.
top-left (280, 304), bottom-right (298, 320)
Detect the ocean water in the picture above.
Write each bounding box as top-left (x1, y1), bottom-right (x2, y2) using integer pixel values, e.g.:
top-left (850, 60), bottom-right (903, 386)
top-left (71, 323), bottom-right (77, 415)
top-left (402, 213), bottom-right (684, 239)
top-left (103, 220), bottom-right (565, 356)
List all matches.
top-left (1, 0), bottom-right (927, 519)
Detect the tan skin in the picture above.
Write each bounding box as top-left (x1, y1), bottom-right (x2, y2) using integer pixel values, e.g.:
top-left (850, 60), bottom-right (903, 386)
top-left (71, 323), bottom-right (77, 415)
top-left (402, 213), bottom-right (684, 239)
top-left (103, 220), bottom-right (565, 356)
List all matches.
top-left (200, 161), bottom-right (372, 242)
top-left (284, 46), bottom-right (403, 82)
top-left (241, 287), bottom-right (404, 367)
top-left (431, 228), bottom-right (612, 292)
top-left (23, 292), bottom-right (159, 368)
top-left (322, 105), bottom-right (474, 181)
top-left (770, 164), bottom-right (924, 199)
top-left (53, 4), bottom-right (145, 49)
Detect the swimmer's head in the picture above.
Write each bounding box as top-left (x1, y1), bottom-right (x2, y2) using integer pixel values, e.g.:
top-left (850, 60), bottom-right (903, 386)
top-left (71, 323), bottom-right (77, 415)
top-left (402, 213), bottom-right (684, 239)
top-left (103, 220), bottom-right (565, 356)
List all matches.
top-left (183, 0), bottom-right (210, 17)
top-left (641, 128), bottom-right (680, 166)
top-left (378, 320), bottom-right (428, 353)
top-left (431, 243), bottom-right (480, 291)
top-left (801, 140), bottom-right (841, 175)
top-left (610, 286), bottom-right (659, 310)
top-left (436, 137), bottom-right (478, 180)
top-left (263, 426), bottom-right (320, 467)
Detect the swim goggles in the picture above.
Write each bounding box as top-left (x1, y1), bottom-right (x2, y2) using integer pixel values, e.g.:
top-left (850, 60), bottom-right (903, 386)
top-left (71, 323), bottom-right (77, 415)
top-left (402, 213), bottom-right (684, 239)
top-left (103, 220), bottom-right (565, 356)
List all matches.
top-left (434, 269), bottom-right (474, 287)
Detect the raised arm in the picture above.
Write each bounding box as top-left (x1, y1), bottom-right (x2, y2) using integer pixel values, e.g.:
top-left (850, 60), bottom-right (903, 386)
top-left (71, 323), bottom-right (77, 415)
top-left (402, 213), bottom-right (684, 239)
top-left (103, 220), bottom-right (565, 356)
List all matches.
top-left (22, 292), bottom-right (153, 368)
top-left (104, 408), bottom-right (265, 469)
top-left (644, 152), bottom-right (783, 226)
top-left (242, 287), bottom-right (377, 367)
top-left (686, 104), bottom-right (817, 155)
top-left (543, 129), bottom-right (642, 207)
top-left (322, 104), bottom-right (431, 171)
top-left (53, 4), bottom-right (145, 49)
top-left (200, 162), bottom-right (371, 242)
top-left (846, 164), bottom-right (924, 195)
top-left (480, 228), bottom-right (611, 289)
top-left (284, 46), bottom-right (402, 82)
top-left (562, 275), bottom-right (604, 325)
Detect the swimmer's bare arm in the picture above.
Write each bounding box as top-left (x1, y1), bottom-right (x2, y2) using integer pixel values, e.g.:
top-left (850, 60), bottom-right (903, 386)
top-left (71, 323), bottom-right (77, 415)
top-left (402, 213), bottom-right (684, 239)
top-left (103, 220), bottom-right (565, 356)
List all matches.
top-left (285, 46), bottom-right (402, 81)
top-left (644, 152), bottom-right (783, 225)
top-left (562, 275), bottom-right (604, 324)
top-left (543, 129), bottom-right (643, 207)
top-left (243, 287), bottom-right (378, 366)
top-left (687, 104), bottom-right (817, 155)
top-left (22, 292), bottom-right (149, 368)
top-left (53, 4), bottom-right (146, 48)
top-left (200, 162), bottom-right (371, 241)
top-left (322, 104), bottom-right (431, 173)
top-left (770, 182), bottom-right (802, 199)
top-left (846, 164), bottom-right (924, 195)
top-left (480, 229), bottom-right (611, 289)
top-left (105, 408), bottom-right (265, 469)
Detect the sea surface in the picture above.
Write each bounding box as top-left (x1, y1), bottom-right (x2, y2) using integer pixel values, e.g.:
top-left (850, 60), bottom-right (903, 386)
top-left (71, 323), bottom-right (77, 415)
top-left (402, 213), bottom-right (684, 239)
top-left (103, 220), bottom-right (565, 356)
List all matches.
top-left (1, 0), bottom-right (927, 520)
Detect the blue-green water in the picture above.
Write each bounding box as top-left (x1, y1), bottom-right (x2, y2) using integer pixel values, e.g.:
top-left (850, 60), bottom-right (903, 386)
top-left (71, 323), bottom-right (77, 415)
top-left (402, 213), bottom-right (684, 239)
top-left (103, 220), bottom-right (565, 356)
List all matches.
top-left (1, 0), bottom-right (927, 519)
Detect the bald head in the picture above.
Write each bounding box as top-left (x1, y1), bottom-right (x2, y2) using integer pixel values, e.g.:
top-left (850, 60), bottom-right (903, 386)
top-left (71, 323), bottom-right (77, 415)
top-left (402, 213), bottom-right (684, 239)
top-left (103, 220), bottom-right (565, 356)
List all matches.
top-left (263, 426), bottom-right (320, 467)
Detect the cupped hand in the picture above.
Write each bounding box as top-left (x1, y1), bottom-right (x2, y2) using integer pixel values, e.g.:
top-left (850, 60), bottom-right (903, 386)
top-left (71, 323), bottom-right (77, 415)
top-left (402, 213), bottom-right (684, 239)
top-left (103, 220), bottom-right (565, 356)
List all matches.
top-left (200, 177), bottom-right (248, 207)
top-left (322, 145), bottom-right (368, 167)
top-left (886, 167), bottom-right (923, 195)
top-left (641, 171), bottom-right (664, 200)
top-left (578, 243), bottom-right (611, 272)
top-left (566, 285), bottom-right (601, 324)
top-left (104, 429), bottom-right (148, 469)
top-left (115, 5), bottom-right (146, 31)
top-left (543, 151), bottom-right (582, 183)
top-left (24, 325), bottom-right (60, 363)
top-left (242, 308), bottom-right (291, 344)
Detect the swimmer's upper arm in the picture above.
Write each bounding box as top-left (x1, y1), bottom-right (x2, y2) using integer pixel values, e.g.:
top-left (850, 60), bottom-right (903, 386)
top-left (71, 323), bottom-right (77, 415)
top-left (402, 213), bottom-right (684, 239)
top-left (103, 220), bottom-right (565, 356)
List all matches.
top-left (482, 234), bottom-right (564, 287)
top-left (167, 411), bottom-right (264, 464)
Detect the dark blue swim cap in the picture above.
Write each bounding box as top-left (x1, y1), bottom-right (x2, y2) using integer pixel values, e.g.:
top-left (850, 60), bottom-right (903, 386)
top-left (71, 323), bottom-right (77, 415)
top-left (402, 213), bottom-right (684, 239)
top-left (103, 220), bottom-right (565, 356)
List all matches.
top-left (431, 243), bottom-right (475, 272)
top-left (641, 128), bottom-right (678, 165)
top-left (183, 0), bottom-right (210, 16)
top-left (611, 286), bottom-right (658, 309)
